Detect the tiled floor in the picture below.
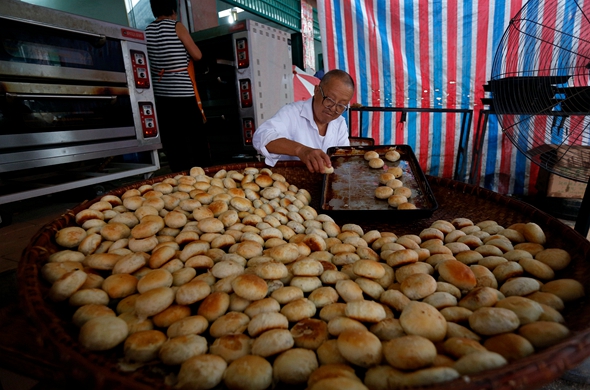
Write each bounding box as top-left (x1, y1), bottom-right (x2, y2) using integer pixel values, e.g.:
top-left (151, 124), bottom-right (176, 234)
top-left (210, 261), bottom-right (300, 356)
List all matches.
top-left (1, 177), bottom-right (590, 389)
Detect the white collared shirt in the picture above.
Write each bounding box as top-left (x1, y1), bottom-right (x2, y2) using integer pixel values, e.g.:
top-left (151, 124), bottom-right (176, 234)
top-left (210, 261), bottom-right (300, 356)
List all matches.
top-left (253, 98), bottom-right (350, 167)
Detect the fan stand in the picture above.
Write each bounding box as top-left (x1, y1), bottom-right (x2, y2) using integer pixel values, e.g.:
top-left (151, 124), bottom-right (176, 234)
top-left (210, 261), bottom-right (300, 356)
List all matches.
top-left (573, 178), bottom-right (590, 238)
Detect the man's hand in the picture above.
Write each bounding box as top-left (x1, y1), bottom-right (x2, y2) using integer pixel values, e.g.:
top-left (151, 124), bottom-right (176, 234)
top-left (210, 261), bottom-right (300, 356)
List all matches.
top-left (296, 145), bottom-right (332, 173)
top-left (265, 138), bottom-right (332, 173)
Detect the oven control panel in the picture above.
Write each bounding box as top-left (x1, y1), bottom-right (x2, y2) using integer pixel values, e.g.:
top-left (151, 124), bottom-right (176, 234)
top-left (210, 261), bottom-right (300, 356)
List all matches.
top-left (139, 102), bottom-right (157, 137)
top-left (243, 118), bottom-right (254, 145)
top-left (236, 38), bottom-right (249, 68)
top-left (131, 50), bottom-right (150, 89)
top-left (239, 79), bottom-right (252, 108)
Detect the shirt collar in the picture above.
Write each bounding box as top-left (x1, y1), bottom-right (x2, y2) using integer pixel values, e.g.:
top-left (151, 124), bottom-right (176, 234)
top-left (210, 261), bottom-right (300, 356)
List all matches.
top-left (301, 97), bottom-right (316, 127)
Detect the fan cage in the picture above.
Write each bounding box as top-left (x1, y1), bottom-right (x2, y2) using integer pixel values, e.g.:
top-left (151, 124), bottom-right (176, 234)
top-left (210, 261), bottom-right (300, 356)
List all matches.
top-left (489, 0), bottom-right (590, 183)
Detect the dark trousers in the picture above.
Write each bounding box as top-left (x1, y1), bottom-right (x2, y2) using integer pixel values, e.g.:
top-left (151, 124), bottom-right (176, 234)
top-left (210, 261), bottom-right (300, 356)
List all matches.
top-left (154, 96), bottom-right (211, 173)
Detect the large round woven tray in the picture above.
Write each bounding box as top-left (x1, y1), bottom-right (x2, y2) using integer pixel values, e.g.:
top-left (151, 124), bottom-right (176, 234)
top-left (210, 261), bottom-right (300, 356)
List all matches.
top-left (17, 161), bottom-right (590, 389)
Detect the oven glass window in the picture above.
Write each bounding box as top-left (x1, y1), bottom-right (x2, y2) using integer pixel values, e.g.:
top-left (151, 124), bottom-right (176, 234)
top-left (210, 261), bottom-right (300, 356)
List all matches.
top-left (0, 18), bottom-right (125, 72)
top-left (0, 94), bottom-right (134, 134)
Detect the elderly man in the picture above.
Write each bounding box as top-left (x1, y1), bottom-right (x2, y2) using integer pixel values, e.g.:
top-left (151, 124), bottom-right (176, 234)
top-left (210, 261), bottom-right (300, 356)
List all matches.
top-left (253, 69), bottom-right (355, 173)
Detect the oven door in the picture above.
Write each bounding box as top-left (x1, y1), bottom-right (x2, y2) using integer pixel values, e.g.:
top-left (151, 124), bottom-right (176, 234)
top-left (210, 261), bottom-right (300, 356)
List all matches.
top-left (1, 82), bottom-right (134, 131)
top-left (0, 14), bottom-right (126, 84)
top-left (0, 82), bottom-right (147, 172)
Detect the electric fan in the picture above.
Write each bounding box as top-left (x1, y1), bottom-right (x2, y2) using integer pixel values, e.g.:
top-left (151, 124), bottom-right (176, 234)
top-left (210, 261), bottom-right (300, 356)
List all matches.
top-left (489, 0), bottom-right (590, 235)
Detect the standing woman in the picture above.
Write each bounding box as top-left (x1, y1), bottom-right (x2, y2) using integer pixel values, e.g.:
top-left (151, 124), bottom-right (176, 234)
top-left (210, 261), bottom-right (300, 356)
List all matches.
top-left (145, 0), bottom-right (210, 172)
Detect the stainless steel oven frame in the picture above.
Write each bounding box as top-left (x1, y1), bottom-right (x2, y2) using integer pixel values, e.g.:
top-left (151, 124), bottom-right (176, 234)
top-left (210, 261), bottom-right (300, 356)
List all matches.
top-left (0, 0), bottom-right (162, 205)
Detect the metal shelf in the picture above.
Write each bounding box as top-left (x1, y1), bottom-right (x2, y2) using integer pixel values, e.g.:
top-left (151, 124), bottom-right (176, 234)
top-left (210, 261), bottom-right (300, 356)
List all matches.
top-left (348, 106), bottom-right (474, 182)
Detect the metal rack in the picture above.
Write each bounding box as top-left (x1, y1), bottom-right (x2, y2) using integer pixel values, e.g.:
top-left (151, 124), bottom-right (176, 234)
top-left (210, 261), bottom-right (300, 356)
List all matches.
top-left (347, 106), bottom-right (474, 182)
top-left (468, 84), bottom-right (494, 186)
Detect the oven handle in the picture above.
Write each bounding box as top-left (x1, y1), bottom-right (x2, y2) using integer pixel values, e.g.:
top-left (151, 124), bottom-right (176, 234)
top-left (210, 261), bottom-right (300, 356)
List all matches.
top-left (0, 15), bottom-right (107, 47)
top-left (5, 92), bottom-right (117, 102)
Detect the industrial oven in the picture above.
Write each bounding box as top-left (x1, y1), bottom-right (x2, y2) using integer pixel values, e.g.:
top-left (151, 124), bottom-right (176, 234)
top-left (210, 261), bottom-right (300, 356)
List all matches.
top-left (191, 20), bottom-right (294, 163)
top-left (0, 0), bottom-right (161, 205)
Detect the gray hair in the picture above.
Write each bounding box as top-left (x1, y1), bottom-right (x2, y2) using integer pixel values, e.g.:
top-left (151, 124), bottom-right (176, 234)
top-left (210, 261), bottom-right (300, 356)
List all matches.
top-left (320, 69), bottom-right (355, 90)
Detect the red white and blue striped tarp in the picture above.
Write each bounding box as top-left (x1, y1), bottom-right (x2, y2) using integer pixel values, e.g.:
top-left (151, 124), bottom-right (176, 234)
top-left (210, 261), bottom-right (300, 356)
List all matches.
top-left (317, 0), bottom-right (590, 195)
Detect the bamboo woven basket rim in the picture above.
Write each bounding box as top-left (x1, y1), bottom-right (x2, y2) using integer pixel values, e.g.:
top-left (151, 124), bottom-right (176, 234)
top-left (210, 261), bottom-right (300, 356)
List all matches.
top-left (16, 160), bottom-right (590, 390)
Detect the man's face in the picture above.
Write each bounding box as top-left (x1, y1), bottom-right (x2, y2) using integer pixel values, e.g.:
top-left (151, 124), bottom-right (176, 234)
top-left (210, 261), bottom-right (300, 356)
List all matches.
top-left (312, 78), bottom-right (354, 125)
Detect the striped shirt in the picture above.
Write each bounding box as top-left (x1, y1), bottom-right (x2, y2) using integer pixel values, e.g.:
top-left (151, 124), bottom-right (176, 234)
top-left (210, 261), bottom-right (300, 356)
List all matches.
top-left (145, 19), bottom-right (194, 97)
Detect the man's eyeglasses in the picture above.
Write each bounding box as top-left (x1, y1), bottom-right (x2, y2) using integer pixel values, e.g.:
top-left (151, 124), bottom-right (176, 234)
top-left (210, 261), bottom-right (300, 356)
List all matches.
top-left (319, 85), bottom-right (349, 114)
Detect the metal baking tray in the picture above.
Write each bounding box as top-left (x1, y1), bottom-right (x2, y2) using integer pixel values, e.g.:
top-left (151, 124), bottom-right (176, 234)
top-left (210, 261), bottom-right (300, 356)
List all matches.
top-left (320, 144), bottom-right (438, 220)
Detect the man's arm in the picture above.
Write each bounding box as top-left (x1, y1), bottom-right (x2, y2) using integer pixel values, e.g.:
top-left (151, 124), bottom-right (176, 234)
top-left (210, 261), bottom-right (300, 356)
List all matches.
top-left (266, 138), bottom-right (332, 173)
